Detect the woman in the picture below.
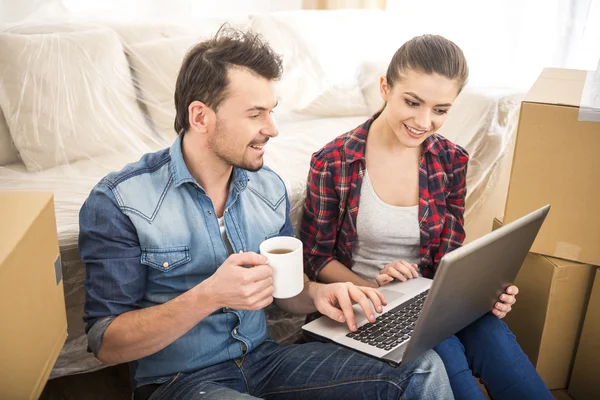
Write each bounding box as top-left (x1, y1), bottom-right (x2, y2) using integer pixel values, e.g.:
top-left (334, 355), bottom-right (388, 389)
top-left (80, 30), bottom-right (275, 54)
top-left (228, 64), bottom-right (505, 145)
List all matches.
top-left (300, 34), bottom-right (552, 400)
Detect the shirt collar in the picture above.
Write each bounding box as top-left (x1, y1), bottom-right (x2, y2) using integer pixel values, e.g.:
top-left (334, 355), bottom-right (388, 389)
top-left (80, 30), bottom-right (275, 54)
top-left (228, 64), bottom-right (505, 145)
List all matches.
top-left (170, 135), bottom-right (249, 191)
top-left (344, 112), bottom-right (442, 163)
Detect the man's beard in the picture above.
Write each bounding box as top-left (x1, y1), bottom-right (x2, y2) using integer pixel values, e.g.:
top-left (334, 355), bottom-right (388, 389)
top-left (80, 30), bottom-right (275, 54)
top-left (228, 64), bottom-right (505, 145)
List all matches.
top-left (210, 119), bottom-right (264, 172)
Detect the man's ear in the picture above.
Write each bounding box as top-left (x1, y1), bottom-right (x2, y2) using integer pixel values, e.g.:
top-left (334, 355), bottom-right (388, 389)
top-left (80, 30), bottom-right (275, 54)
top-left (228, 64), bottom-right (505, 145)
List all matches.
top-left (188, 101), bottom-right (213, 134)
top-left (380, 76), bottom-right (391, 102)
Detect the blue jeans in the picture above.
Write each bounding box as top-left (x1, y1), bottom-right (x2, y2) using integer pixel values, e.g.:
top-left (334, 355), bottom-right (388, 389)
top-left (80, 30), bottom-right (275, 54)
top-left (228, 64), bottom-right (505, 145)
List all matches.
top-left (434, 313), bottom-right (552, 400)
top-left (149, 340), bottom-right (452, 399)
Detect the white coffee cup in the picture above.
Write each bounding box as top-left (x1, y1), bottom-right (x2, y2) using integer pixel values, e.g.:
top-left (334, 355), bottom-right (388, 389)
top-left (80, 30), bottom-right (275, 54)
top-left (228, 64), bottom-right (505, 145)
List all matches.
top-left (259, 236), bottom-right (304, 299)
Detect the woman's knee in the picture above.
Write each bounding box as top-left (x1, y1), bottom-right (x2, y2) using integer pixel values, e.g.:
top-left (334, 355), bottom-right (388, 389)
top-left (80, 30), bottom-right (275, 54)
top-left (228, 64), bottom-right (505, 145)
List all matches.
top-left (434, 335), bottom-right (465, 355)
top-left (434, 336), bottom-right (472, 377)
top-left (458, 313), bottom-right (515, 346)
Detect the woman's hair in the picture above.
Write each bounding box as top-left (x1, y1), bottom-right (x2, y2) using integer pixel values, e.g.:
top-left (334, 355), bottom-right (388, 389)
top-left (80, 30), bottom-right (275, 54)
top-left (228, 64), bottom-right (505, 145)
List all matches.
top-left (386, 34), bottom-right (469, 91)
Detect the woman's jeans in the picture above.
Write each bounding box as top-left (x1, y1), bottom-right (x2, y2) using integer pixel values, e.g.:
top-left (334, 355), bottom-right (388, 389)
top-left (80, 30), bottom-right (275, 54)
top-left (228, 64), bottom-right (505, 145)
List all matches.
top-left (434, 313), bottom-right (553, 400)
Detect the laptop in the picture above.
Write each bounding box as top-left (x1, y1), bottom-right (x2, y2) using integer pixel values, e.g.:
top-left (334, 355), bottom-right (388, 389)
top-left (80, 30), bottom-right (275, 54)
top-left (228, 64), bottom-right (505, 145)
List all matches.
top-left (302, 205), bottom-right (550, 366)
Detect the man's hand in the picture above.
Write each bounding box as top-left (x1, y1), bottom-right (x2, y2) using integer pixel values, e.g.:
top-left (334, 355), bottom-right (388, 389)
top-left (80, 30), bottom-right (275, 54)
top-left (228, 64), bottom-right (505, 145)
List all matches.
top-left (492, 285), bottom-right (519, 319)
top-left (204, 252), bottom-right (274, 311)
top-left (376, 261), bottom-right (419, 287)
top-left (308, 281), bottom-right (387, 332)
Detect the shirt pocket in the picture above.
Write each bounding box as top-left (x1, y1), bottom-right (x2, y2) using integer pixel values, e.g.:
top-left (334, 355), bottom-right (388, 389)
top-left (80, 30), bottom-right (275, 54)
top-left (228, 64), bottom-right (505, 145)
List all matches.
top-left (141, 246), bottom-right (191, 272)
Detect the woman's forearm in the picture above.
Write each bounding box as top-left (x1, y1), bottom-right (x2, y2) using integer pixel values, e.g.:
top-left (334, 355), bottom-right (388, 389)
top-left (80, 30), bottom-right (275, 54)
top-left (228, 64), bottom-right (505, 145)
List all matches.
top-left (318, 260), bottom-right (377, 288)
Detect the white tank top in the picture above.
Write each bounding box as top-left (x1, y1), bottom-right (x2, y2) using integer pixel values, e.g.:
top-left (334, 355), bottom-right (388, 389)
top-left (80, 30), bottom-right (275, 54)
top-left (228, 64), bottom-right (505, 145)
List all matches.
top-left (352, 171), bottom-right (421, 283)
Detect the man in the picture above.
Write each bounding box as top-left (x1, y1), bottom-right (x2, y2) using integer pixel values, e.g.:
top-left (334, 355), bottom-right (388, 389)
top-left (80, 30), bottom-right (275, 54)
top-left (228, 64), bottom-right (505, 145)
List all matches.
top-left (79, 27), bottom-right (452, 400)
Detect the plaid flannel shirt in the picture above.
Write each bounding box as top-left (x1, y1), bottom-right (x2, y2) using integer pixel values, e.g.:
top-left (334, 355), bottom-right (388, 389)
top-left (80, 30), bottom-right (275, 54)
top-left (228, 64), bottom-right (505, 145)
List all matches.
top-left (300, 114), bottom-right (469, 281)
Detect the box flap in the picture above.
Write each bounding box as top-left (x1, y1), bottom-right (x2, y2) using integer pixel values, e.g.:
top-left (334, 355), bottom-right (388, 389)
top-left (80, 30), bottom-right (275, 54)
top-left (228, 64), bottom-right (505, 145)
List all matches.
top-left (547, 257), bottom-right (590, 269)
top-left (524, 68), bottom-right (588, 108)
top-left (0, 192), bottom-right (53, 266)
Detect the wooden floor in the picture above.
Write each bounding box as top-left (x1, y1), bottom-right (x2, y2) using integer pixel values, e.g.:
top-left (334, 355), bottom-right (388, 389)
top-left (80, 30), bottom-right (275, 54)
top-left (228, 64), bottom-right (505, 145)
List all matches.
top-left (40, 364), bottom-right (573, 400)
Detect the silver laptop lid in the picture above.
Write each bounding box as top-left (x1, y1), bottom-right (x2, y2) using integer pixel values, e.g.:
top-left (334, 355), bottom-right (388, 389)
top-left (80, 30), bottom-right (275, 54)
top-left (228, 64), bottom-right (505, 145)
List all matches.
top-left (392, 205), bottom-right (550, 365)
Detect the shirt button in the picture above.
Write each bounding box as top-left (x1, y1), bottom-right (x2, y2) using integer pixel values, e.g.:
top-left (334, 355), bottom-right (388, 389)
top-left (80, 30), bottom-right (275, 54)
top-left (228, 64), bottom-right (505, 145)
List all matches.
top-left (162, 262), bottom-right (169, 268)
top-left (233, 329), bottom-right (238, 335)
top-left (225, 209), bottom-right (228, 213)
top-left (207, 210), bottom-right (212, 215)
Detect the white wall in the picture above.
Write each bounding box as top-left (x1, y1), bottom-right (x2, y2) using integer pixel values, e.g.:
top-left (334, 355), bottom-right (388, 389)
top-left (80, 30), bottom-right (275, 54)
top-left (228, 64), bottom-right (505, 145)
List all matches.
top-left (0, 0), bottom-right (303, 23)
top-left (385, 0), bottom-right (600, 88)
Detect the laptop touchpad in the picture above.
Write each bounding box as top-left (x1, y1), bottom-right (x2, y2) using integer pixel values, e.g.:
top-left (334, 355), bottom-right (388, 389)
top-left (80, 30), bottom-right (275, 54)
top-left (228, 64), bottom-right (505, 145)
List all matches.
top-left (378, 289), bottom-right (405, 304)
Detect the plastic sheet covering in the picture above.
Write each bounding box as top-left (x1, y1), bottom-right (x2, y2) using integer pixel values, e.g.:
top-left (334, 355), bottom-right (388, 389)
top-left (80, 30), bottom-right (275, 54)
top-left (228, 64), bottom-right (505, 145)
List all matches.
top-left (0, 14), bottom-right (524, 379)
top-left (579, 58), bottom-right (600, 122)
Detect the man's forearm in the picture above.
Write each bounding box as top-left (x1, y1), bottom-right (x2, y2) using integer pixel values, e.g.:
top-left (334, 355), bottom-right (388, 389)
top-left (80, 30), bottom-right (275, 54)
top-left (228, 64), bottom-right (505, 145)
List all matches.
top-left (274, 275), bottom-right (320, 315)
top-left (97, 281), bottom-right (219, 365)
top-left (275, 260), bottom-right (378, 315)
top-left (318, 260), bottom-right (377, 288)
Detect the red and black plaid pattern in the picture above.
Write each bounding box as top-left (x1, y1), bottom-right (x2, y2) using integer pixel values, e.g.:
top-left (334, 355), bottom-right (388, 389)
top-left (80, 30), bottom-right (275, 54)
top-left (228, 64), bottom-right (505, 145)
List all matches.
top-left (300, 113), bottom-right (469, 281)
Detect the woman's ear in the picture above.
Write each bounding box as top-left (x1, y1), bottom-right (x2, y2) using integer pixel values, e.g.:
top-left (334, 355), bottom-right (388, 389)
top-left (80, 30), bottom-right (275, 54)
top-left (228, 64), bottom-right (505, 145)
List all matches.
top-left (380, 76), bottom-right (391, 102)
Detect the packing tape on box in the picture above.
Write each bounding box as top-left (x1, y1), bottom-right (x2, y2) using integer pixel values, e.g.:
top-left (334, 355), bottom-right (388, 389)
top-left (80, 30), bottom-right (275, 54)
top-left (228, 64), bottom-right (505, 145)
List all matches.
top-left (579, 64), bottom-right (600, 122)
top-left (554, 242), bottom-right (582, 261)
top-left (54, 253), bottom-right (63, 285)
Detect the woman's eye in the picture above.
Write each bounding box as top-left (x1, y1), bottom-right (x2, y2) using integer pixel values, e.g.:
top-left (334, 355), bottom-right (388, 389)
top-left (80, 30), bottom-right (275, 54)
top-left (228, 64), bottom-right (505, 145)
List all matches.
top-left (405, 99), bottom-right (419, 107)
top-left (434, 109), bottom-right (448, 115)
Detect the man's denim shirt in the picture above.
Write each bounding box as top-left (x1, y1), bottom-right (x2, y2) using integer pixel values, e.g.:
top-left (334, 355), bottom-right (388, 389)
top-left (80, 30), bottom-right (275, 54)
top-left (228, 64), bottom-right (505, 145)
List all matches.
top-left (79, 136), bottom-right (293, 388)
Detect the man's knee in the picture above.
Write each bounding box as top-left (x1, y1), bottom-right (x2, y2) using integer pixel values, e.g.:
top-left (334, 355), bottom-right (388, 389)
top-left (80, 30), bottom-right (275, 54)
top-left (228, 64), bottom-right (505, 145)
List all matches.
top-left (396, 349), bottom-right (446, 377)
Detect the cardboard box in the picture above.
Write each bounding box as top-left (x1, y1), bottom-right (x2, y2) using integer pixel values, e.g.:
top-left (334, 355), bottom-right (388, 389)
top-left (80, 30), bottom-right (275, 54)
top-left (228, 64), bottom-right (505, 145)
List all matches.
top-left (503, 68), bottom-right (600, 265)
top-left (569, 268), bottom-right (600, 400)
top-left (0, 192), bottom-right (67, 399)
top-left (493, 218), bottom-right (596, 389)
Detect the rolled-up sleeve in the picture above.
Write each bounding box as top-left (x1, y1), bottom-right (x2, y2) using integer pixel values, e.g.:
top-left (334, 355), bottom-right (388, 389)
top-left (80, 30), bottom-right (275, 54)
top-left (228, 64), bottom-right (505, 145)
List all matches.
top-left (432, 145), bottom-right (469, 269)
top-left (79, 181), bottom-right (146, 355)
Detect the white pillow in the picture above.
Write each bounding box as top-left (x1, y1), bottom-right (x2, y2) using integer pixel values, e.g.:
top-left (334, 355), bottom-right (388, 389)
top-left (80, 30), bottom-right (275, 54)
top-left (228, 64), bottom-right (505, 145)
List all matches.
top-left (0, 22), bottom-right (108, 167)
top-left (109, 18), bottom-right (250, 48)
top-left (358, 60), bottom-right (389, 115)
top-left (127, 36), bottom-right (199, 139)
top-left (249, 11), bottom-right (365, 117)
top-left (249, 10), bottom-right (404, 117)
top-left (0, 108), bottom-right (19, 166)
top-left (0, 29), bottom-right (150, 171)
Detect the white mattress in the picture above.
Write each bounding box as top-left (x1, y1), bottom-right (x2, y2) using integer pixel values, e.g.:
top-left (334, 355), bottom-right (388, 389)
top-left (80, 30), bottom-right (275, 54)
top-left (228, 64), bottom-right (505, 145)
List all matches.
top-left (0, 150), bottom-right (156, 248)
top-left (0, 115), bottom-right (367, 247)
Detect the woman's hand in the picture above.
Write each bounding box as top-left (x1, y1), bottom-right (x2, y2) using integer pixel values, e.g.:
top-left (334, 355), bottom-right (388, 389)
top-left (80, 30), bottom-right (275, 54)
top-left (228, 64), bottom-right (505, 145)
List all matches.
top-left (492, 285), bottom-right (519, 319)
top-left (376, 260), bottom-right (419, 287)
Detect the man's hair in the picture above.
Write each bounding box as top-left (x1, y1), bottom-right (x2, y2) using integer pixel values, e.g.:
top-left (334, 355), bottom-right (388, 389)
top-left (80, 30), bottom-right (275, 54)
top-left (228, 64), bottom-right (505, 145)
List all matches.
top-left (174, 25), bottom-right (283, 134)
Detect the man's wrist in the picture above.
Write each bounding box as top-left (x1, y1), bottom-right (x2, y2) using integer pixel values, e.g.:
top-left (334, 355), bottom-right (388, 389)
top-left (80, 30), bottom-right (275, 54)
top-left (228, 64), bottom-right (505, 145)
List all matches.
top-left (305, 279), bottom-right (321, 301)
top-left (194, 278), bottom-right (221, 313)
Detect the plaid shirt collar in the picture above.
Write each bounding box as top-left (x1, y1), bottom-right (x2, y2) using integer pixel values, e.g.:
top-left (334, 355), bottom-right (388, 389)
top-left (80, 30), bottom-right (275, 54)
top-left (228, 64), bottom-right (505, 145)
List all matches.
top-left (344, 112), bottom-right (443, 164)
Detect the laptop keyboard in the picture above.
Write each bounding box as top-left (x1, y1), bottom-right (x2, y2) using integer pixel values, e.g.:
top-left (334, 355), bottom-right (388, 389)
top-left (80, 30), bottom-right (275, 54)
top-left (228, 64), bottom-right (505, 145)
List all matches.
top-left (346, 289), bottom-right (429, 351)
